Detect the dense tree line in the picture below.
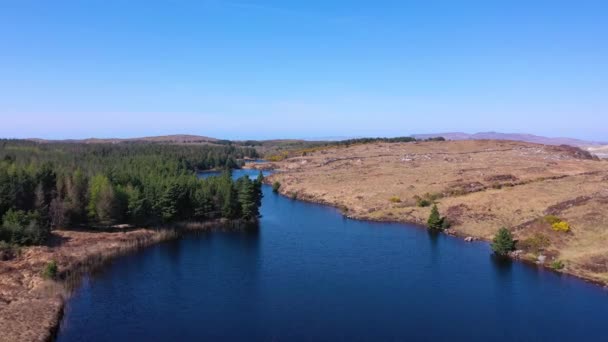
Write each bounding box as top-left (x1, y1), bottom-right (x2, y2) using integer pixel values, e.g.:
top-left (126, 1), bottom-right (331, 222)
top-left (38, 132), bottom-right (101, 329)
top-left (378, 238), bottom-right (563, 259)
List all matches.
top-left (0, 140), bottom-right (262, 246)
top-left (335, 136), bottom-right (447, 146)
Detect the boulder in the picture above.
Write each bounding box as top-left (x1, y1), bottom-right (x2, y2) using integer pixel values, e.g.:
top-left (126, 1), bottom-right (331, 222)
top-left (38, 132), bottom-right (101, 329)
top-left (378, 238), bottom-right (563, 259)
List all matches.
top-left (537, 255), bottom-right (547, 264)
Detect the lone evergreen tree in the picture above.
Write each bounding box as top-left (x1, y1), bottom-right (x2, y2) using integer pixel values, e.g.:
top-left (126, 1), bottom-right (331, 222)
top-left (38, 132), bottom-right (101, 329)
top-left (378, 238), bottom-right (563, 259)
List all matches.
top-left (491, 227), bottom-right (515, 256)
top-left (427, 204), bottom-right (444, 230)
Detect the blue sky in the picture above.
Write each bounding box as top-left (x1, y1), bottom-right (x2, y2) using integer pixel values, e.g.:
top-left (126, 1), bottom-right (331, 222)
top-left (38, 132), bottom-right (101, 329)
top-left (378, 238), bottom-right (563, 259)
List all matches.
top-left (1, 0), bottom-right (606, 140)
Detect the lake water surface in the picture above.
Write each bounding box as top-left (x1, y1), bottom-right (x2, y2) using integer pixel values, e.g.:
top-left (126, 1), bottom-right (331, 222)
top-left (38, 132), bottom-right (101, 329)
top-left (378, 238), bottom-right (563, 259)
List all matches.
top-left (57, 170), bottom-right (608, 341)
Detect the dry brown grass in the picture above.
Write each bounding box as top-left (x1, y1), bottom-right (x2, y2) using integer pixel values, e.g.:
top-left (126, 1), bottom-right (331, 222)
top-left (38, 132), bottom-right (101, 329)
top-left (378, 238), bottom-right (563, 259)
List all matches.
top-left (264, 139), bottom-right (608, 285)
top-left (0, 220), bottom-right (240, 342)
top-left (0, 229), bottom-right (171, 342)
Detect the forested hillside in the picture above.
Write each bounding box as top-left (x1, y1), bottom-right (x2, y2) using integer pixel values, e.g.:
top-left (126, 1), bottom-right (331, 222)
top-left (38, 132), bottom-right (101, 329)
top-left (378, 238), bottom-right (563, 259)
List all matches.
top-left (0, 140), bottom-right (262, 246)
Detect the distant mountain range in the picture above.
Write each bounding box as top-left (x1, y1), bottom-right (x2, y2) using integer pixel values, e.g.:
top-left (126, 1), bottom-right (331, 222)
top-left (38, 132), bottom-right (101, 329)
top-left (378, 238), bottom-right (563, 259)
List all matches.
top-left (24, 132), bottom-right (605, 149)
top-left (411, 132), bottom-right (605, 147)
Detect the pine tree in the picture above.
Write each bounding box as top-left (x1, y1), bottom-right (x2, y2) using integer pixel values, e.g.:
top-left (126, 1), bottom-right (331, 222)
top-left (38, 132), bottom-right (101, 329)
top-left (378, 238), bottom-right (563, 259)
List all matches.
top-left (237, 177), bottom-right (257, 220)
top-left (66, 169), bottom-right (87, 224)
top-left (221, 182), bottom-right (240, 219)
top-left (88, 174), bottom-right (117, 226)
top-left (491, 227), bottom-right (515, 256)
top-left (159, 183), bottom-right (180, 222)
top-left (427, 204), bottom-right (444, 230)
top-left (253, 171), bottom-right (264, 208)
top-left (194, 186), bottom-right (215, 219)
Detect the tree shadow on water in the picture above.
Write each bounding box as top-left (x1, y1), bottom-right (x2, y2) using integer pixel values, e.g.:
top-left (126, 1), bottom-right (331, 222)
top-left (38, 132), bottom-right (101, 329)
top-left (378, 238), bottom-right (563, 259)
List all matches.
top-left (427, 229), bottom-right (441, 249)
top-left (490, 254), bottom-right (514, 279)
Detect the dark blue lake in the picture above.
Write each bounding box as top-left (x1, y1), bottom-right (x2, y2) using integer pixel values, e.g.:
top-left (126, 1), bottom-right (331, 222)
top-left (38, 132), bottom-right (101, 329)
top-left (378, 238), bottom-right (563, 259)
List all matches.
top-left (57, 170), bottom-right (608, 341)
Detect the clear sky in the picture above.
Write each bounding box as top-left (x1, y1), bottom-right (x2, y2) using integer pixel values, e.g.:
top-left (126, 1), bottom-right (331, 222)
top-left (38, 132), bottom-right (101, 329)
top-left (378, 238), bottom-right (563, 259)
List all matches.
top-left (1, 0), bottom-right (606, 140)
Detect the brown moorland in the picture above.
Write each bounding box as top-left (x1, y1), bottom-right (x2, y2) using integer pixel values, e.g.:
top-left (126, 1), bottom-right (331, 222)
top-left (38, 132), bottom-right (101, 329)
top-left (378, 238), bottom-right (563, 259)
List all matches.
top-left (0, 221), bottom-right (238, 342)
top-left (261, 140), bottom-right (608, 285)
top-left (0, 229), bottom-right (175, 342)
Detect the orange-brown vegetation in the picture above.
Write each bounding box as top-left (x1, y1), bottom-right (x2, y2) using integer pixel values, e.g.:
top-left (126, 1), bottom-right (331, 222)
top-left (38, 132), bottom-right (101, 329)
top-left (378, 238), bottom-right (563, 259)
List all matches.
top-left (0, 221), bottom-right (237, 342)
top-left (261, 139), bottom-right (608, 285)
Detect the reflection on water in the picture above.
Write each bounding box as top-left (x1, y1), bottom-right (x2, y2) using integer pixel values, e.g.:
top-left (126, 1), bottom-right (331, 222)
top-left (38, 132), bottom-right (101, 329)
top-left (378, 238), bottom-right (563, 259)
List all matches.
top-left (490, 254), bottom-right (514, 279)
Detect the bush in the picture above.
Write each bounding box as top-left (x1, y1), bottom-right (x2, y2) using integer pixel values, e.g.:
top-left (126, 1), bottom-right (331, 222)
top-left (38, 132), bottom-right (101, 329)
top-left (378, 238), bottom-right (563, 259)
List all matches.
top-left (389, 196), bottom-right (401, 203)
top-left (42, 260), bottom-right (58, 279)
top-left (272, 181), bottom-right (281, 193)
top-left (542, 215), bottom-right (571, 232)
top-left (519, 233), bottom-right (550, 254)
top-left (416, 198), bottom-right (431, 207)
top-left (491, 227), bottom-right (515, 256)
top-left (543, 215), bottom-right (562, 225)
top-left (551, 260), bottom-right (565, 270)
top-left (552, 221), bottom-right (571, 232)
top-left (0, 241), bottom-right (18, 261)
top-left (441, 218), bottom-right (451, 230)
top-left (414, 193), bottom-right (441, 207)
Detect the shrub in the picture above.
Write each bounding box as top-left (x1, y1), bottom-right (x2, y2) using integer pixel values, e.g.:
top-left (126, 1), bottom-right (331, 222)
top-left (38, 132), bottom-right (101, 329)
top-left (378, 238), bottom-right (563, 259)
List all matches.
top-left (42, 260), bottom-right (58, 280)
top-left (414, 193), bottom-right (440, 207)
top-left (416, 198), bottom-right (431, 207)
top-left (441, 218), bottom-right (451, 230)
top-left (552, 221), bottom-right (571, 232)
top-left (491, 227), bottom-right (515, 256)
top-left (0, 241), bottom-right (18, 261)
top-left (543, 215), bottom-right (562, 225)
top-left (542, 215), bottom-right (571, 232)
top-left (272, 181), bottom-right (281, 193)
top-left (551, 260), bottom-right (565, 270)
top-left (519, 233), bottom-right (550, 254)
top-left (389, 196), bottom-right (401, 203)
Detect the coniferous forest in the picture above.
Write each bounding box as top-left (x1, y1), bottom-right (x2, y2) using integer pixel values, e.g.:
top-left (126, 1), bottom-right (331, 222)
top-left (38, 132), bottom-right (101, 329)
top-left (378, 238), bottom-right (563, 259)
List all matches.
top-left (0, 140), bottom-right (263, 246)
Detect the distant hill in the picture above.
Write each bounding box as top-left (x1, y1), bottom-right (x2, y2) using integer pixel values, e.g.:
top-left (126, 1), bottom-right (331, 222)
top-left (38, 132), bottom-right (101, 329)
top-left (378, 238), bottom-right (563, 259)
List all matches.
top-left (28, 134), bottom-right (219, 144)
top-left (22, 132), bottom-right (607, 158)
top-left (411, 132), bottom-right (604, 147)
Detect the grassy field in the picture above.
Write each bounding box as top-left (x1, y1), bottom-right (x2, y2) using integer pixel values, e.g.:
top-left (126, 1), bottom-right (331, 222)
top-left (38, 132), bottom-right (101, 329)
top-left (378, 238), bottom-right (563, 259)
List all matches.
top-left (262, 140), bottom-right (608, 285)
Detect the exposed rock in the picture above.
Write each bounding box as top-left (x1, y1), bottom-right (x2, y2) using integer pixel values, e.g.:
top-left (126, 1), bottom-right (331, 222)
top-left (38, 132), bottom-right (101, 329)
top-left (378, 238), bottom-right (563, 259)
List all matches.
top-left (508, 250), bottom-right (524, 259)
top-left (537, 255), bottom-right (547, 264)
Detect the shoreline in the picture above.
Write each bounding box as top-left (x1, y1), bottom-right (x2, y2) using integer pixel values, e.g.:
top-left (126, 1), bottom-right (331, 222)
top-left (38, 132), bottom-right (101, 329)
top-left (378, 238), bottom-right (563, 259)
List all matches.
top-left (2, 159), bottom-right (606, 341)
top-left (254, 140), bottom-right (608, 288)
top-left (0, 219), bottom-right (255, 342)
top-left (264, 177), bottom-right (608, 288)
